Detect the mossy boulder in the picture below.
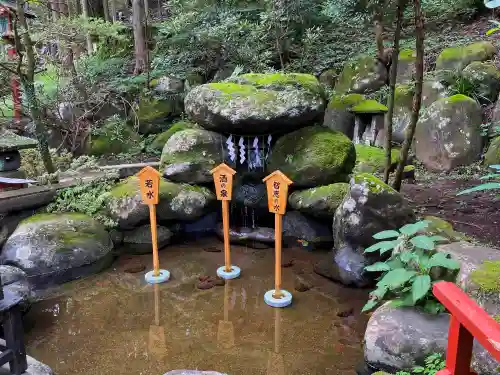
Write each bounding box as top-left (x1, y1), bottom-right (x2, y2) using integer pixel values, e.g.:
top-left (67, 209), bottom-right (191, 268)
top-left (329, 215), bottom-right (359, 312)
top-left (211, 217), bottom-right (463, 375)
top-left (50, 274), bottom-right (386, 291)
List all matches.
top-left (415, 95), bottom-right (483, 171)
top-left (1, 213), bottom-right (113, 288)
top-left (151, 76), bottom-right (184, 94)
top-left (266, 126), bottom-right (356, 187)
top-left (90, 117), bottom-right (141, 156)
top-left (484, 136), bottom-right (500, 166)
top-left (318, 69), bottom-right (338, 89)
top-left (323, 93), bottom-right (365, 137)
top-left (393, 49), bottom-right (416, 84)
top-left (122, 225), bottom-right (173, 254)
top-left (350, 99), bottom-right (388, 114)
top-left (333, 173), bottom-right (415, 253)
top-left (282, 211), bottom-right (334, 248)
top-left (355, 144), bottom-right (400, 173)
top-left (462, 61), bottom-right (500, 102)
top-left (422, 74), bottom-right (448, 108)
top-left (335, 55), bottom-right (388, 94)
top-left (288, 183), bottom-right (348, 219)
top-left (184, 73), bottom-right (325, 135)
top-left (150, 121), bottom-right (200, 153)
top-left (105, 176), bottom-right (215, 229)
top-left (136, 94), bottom-right (183, 135)
top-left (0, 265), bottom-right (31, 313)
top-left (160, 128), bottom-right (226, 184)
top-left (435, 42), bottom-right (496, 71)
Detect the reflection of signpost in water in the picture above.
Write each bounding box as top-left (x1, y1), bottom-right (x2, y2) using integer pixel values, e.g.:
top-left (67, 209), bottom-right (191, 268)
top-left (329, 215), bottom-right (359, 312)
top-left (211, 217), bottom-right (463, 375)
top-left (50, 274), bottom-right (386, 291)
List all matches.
top-left (137, 166), bottom-right (170, 284)
top-left (210, 163), bottom-right (241, 280)
top-left (267, 308), bottom-right (285, 375)
top-left (148, 284), bottom-right (166, 357)
top-left (263, 171), bottom-right (293, 308)
top-left (217, 280), bottom-right (235, 349)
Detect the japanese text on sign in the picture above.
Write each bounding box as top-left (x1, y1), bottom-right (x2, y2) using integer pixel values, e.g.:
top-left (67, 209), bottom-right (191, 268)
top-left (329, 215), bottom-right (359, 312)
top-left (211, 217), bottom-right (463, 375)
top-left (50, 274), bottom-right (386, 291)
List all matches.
top-left (210, 163), bottom-right (236, 201)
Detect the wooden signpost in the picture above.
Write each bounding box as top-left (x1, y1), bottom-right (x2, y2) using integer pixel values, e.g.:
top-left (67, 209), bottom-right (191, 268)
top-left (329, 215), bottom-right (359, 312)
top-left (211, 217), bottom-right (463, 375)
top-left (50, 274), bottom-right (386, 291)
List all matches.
top-left (137, 166), bottom-right (170, 284)
top-left (148, 283), bottom-right (166, 357)
top-left (263, 170), bottom-right (293, 308)
top-left (217, 279), bottom-right (235, 349)
top-left (210, 163), bottom-right (240, 280)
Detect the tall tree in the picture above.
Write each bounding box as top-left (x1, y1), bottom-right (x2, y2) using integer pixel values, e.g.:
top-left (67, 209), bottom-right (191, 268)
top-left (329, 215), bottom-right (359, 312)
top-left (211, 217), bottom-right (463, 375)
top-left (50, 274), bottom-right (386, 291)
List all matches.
top-left (103, 0), bottom-right (110, 21)
top-left (132, 0), bottom-right (147, 74)
top-left (11, 0), bottom-right (55, 173)
top-left (383, 0), bottom-right (406, 183)
top-left (392, 0), bottom-right (424, 191)
top-left (80, 0), bottom-right (93, 54)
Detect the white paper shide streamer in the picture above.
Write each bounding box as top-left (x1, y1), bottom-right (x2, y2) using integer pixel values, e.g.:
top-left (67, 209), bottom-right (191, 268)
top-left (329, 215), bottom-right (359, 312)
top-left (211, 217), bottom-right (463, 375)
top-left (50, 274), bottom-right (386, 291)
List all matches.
top-left (227, 135), bottom-right (236, 162)
top-left (238, 137), bottom-right (246, 165)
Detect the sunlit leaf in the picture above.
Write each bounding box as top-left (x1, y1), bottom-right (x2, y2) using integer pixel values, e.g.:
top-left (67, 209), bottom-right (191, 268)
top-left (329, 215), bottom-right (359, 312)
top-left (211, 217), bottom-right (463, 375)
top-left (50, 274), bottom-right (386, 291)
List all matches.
top-left (480, 173), bottom-right (500, 180)
top-left (489, 164), bottom-right (500, 170)
top-left (428, 235), bottom-right (448, 242)
top-left (373, 230), bottom-right (400, 239)
top-left (377, 269), bottom-right (416, 289)
top-left (400, 251), bottom-right (417, 263)
top-left (364, 240), bottom-right (399, 254)
top-left (410, 235), bottom-right (435, 250)
top-left (428, 252), bottom-right (460, 270)
top-left (365, 262), bottom-right (392, 272)
top-left (412, 275), bottom-right (431, 302)
top-left (486, 27), bottom-right (500, 35)
top-left (361, 299), bottom-right (378, 312)
top-left (457, 182), bottom-right (500, 195)
top-left (400, 220), bottom-right (430, 236)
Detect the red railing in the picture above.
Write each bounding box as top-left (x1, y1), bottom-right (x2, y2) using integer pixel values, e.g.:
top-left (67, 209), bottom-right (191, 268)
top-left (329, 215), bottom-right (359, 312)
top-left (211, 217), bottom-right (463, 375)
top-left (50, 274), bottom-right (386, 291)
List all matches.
top-left (433, 282), bottom-right (500, 375)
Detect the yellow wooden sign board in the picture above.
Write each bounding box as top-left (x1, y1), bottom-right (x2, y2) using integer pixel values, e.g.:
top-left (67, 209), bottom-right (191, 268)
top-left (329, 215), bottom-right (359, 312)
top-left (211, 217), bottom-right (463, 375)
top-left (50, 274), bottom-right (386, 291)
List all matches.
top-left (263, 170), bottom-right (293, 215)
top-left (210, 163), bottom-right (236, 201)
top-left (137, 166), bottom-right (161, 205)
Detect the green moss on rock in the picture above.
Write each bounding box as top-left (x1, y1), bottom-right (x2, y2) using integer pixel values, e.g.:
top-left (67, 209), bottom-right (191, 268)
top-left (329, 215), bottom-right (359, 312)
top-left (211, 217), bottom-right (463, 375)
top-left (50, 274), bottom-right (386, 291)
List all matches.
top-left (335, 55), bottom-right (387, 94)
top-left (288, 183), bottom-right (349, 219)
top-left (90, 118), bottom-right (141, 157)
top-left (436, 42), bottom-right (496, 71)
top-left (351, 99), bottom-right (388, 113)
top-left (395, 84), bottom-right (414, 107)
top-left (484, 136), bottom-right (500, 166)
top-left (439, 94), bottom-right (476, 105)
top-left (355, 144), bottom-right (400, 173)
top-left (399, 49), bottom-right (416, 62)
top-left (352, 173), bottom-right (396, 194)
top-left (470, 261), bottom-right (500, 292)
top-left (234, 73), bottom-right (323, 94)
top-left (207, 82), bottom-right (276, 104)
top-left (22, 212), bottom-right (90, 224)
top-left (150, 121), bottom-right (199, 152)
top-left (327, 93), bottom-right (365, 110)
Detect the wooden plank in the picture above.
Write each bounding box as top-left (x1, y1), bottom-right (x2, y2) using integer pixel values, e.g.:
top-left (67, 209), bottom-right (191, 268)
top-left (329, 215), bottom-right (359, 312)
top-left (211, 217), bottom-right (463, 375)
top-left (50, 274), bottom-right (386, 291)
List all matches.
top-left (433, 282), bottom-right (500, 361)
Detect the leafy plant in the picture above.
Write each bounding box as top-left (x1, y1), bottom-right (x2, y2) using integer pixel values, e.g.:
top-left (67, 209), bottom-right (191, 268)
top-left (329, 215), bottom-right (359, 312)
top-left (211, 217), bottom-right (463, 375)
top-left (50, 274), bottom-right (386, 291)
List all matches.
top-left (457, 164), bottom-right (500, 195)
top-left (362, 220), bottom-right (460, 314)
top-left (413, 353), bottom-right (446, 375)
top-left (486, 20), bottom-right (500, 36)
top-left (447, 75), bottom-right (490, 104)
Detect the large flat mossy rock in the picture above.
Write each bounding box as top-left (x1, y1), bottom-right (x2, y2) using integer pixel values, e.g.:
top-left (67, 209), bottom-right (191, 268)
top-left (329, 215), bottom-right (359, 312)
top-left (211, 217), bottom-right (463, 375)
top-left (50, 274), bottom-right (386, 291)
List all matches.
top-left (266, 126), bottom-right (356, 187)
top-left (462, 61), bottom-right (500, 102)
top-left (355, 144), bottom-right (400, 173)
top-left (150, 121), bottom-right (200, 152)
top-left (333, 173), bottom-right (415, 253)
top-left (435, 42), bottom-right (496, 71)
top-left (105, 176), bottom-right (215, 229)
top-left (184, 73), bottom-right (325, 135)
top-left (136, 93), bottom-right (183, 135)
top-left (484, 136), bottom-right (500, 166)
top-left (415, 95), bottom-right (483, 171)
top-left (1, 213), bottom-right (113, 288)
top-left (160, 128), bottom-right (226, 184)
top-left (322, 93), bottom-right (365, 138)
top-left (335, 56), bottom-right (388, 94)
top-left (288, 183), bottom-right (348, 220)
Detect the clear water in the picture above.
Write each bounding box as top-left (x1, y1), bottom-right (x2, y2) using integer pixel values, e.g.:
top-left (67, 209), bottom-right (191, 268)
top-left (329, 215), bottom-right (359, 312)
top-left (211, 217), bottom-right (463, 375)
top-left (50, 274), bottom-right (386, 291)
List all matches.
top-left (23, 238), bottom-right (369, 375)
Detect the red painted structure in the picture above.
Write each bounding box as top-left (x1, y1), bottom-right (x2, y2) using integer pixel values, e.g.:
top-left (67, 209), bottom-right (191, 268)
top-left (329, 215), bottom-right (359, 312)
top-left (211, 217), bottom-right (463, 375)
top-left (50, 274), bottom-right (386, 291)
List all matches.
top-left (433, 282), bottom-right (500, 375)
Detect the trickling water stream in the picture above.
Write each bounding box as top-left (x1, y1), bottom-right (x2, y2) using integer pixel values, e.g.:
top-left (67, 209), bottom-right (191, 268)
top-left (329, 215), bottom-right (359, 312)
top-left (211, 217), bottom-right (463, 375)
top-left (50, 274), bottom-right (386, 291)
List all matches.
top-left (23, 238), bottom-right (369, 375)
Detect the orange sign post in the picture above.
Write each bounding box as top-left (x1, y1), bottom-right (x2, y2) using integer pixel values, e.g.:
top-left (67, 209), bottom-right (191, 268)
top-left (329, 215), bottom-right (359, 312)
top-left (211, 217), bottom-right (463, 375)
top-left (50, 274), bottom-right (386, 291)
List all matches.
top-left (137, 166), bottom-right (170, 284)
top-left (263, 170), bottom-right (293, 308)
top-left (210, 163), bottom-right (241, 280)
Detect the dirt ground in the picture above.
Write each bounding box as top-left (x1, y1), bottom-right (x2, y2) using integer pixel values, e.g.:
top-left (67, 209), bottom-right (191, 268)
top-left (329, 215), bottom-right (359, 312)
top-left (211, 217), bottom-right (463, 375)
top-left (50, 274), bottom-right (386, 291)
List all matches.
top-left (402, 179), bottom-right (500, 248)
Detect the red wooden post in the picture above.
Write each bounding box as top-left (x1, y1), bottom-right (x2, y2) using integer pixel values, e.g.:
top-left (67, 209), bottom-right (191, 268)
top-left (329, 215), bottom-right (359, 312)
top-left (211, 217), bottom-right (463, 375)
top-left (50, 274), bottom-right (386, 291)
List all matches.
top-left (433, 282), bottom-right (500, 375)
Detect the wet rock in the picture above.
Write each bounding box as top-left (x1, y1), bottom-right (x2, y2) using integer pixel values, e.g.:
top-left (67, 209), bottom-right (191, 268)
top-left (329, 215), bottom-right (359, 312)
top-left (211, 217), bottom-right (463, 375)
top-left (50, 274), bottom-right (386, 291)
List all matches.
top-left (0, 340), bottom-right (55, 375)
top-left (314, 244), bottom-right (372, 287)
top-left (334, 174), bottom-right (415, 251)
top-left (267, 126), bottom-right (356, 188)
top-left (415, 95), bottom-right (483, 171)
top-left (215, 224), bottom-right (274, 248)
top-left (364, 304), bottom-right (497, 374)
top-left (288, 183), bottom-right (349, 220)
top-left (123, 261), bottom-right (146, 274)
top-left (336, 307), bottom-right (354, 318)
top-left (160, 129), bottom-right (227, 184)
top-left (322, 93), bottom-right (364, 137)
top-left (335, 56), bottom-right (388, 94)
top-left (1, 213), bottom-right (114, 289)
top-left (122, 225), bottom-right (173, 254)
top-left (184, 73), bottom-right (325, 135)
top-left (197, 279), bottom-right (215, 290)
top-left (283, 211), bottom-right (333, 248)
top-left (214, 277), bottom-right (225, 286)
top-left (176, 212), bottom-right (218, 238)
top-left (203, 246), bottom-right (222, 253)
top-left (109, 229), bottom-right (124, 247)
top-left (0, 265), bottom-right (31, 313)
top-left (294, 278), bottom-right (311, 292)
top-left (462, 61), bottom-right (500, 103)
top-left (435, 41), bottom-right (496, 71)
top-left (163, 371), bottom-right (227, 375)
top-left (282, 259), bottom-right (294, 268)
top-left (105, 176), bottom-right (216, 229)
top-left (233, 182), bottom-right (267, 211)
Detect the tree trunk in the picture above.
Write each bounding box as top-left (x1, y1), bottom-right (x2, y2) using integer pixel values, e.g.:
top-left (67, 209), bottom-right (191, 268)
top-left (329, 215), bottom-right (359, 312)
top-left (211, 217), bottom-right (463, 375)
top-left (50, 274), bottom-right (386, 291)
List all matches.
top-left (110, 0), bottom-right (116, 21)
top-left (132, 0), bottom-right (147, 74)
top-left (144, 0), bottom-right (149, 20)
top-left (383, 0), bottom-right (405, 183)
top-left (392, 0), bottom-right (424, 191)
top-left (157, 0), bottom-right (161, 18)
top-left (103, 0), bottom-right (110, 21)
top-left (373, 7), bottom-right (385, 63)
top-left (16, 0), bottom-right (55, 174)
top-left (81, 0), bottom-right (93, 54)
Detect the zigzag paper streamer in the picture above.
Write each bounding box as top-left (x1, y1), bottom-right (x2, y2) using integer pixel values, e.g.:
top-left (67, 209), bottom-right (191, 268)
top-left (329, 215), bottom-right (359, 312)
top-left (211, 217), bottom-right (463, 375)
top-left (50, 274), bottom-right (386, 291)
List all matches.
top-left (239, 137), bottom-right (246, 164)
top-left (227, 135), bottom-right (236, 162)
top-left (253, 137), bottom-right (261, 168)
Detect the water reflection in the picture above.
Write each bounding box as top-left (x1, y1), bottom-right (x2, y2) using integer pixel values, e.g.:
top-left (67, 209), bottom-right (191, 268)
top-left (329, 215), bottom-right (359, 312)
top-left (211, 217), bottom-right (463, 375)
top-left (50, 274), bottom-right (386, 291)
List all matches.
top-left (217, 280), bottom-right (235, 349)
top-left (148, 284), bottom-right (167, 358)
top-left (267, 309), bottom-right (285, 375)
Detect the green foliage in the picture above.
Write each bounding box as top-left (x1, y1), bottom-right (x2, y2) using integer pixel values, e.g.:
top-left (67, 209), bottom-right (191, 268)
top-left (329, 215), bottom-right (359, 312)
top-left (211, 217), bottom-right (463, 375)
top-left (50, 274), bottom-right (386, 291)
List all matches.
top-left (446, 75), bottom-right (489, 104)
top-left (486, 20), bottom-right (500, 36)
top-left (46, 177), bottom-right (117, 228)
top-left (458, 165), bottom-right (500, 195)
top-left (363, 220), bottom-right (459, 314)
top-left (20, 148), bottom-right (73, 178)
top-left (413, 353), bottom-right (446, 375)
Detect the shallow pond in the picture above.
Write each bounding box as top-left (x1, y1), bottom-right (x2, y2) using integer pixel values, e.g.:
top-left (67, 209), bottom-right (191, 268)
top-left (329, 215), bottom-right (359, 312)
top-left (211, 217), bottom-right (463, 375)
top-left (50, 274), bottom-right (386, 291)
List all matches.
top-left (23, 238), bottom-right (369, 375)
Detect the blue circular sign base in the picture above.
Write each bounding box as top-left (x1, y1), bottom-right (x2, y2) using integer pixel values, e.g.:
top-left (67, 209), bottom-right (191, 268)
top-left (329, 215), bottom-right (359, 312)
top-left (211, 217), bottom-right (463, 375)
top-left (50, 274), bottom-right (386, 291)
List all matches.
top-left (145, 269), bottom-right (170, 284)
top-left (217, 265), bottom-right (241, 280)
top-left (264, 289), bottom-right (292, 308)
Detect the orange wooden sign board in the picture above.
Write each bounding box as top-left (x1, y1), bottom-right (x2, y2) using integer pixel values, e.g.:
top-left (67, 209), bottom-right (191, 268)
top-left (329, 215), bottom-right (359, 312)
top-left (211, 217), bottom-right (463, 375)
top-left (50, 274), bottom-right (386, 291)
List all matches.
top-left (263, 171), bottom-right (293, 215)
top-left (210, 163), bottom-right (236, 201)
top-left (137, 166), bottom-right (161, 205)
